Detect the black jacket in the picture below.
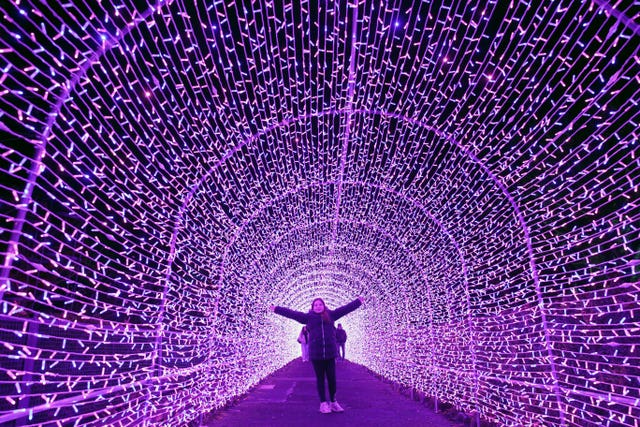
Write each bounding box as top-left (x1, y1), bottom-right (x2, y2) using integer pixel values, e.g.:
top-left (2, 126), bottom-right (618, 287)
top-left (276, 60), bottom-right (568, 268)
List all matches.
top-left (274, 299), bottom-right (361, 360)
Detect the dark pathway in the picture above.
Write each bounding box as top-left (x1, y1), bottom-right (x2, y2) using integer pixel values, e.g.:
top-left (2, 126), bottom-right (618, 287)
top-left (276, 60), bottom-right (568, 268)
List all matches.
top-left (205, 358), bottom-right (462, 426)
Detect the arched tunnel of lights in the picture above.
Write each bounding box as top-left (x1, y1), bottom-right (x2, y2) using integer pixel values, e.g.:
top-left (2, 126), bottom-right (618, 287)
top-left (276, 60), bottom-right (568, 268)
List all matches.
top-left (0, 0), bottom-right (638, 426)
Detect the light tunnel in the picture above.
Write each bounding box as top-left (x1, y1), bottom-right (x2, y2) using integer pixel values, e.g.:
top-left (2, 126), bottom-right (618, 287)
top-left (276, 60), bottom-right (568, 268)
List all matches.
top-left (0, 0), bottom-right (638, 426)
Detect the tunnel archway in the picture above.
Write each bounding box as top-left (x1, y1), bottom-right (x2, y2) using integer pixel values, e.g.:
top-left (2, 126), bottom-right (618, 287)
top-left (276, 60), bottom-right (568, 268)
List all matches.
top-left (1, 1), bottom-right (638, 426)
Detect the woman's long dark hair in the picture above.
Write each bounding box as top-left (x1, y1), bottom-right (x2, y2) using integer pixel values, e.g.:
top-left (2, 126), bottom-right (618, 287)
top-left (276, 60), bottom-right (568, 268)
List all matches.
top-left (311, 298), bottom-right (332, 323)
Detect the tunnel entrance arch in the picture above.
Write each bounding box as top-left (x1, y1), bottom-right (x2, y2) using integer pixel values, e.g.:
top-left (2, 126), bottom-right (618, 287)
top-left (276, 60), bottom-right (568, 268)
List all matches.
top-left (10, 0), bottom-right (640, 423)
top-left (165, 108), bottom-right (561, 421)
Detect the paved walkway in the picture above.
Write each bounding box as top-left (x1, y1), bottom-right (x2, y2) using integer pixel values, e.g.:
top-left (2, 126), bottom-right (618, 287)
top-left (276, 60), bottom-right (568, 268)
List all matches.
top-left (205, 358), bottom-right (462, 427)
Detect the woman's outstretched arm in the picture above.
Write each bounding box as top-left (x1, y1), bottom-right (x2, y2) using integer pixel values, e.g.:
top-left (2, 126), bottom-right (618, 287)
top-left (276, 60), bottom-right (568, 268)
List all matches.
top-left (270, 304), bottom-right (309, 324)
top-left (331, 297), bottom-right (363, 321)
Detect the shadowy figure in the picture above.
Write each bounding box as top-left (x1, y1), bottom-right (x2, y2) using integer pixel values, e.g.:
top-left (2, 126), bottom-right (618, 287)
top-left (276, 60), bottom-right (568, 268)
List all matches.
top-left (298, 325), bottom-right (310, 362)
top-left (335, 323), bottom-right (347, 360)
top-left (270, 297), bottom-right (364, 414)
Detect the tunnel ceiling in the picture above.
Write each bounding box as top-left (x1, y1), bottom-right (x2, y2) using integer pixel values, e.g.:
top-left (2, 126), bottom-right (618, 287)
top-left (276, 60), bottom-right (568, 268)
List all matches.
top-left (1, 0), bottom-right (639, 426)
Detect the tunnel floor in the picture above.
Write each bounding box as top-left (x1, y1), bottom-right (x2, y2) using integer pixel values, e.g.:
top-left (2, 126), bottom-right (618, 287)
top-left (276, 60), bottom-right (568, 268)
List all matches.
top-left (205, 358), bottom-right (462, 427)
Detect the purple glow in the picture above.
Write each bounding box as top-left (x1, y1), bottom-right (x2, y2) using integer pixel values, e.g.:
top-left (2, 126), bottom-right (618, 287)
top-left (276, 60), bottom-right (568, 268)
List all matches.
top-left (0, 0), bottom-right (639, 426)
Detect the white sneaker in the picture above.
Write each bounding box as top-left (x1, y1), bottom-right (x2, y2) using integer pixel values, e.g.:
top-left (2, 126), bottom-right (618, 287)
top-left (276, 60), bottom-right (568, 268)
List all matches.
top-left (319, 402), bottom-right (331, 413)
top-left (330, 401), bottom-right (344, 412)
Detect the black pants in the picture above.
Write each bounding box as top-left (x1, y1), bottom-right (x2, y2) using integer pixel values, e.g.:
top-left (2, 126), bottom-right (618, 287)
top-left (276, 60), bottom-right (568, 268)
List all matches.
top-left (311, 358), bottom-right (336, 402)
top-left (338, 343), bottom-right (346, 359)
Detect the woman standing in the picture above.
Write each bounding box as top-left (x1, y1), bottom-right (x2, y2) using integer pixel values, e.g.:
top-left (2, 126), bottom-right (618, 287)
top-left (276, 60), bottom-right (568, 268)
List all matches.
top-left (270, 297), bottom-right (364, 414)
top-left (335, 324), bottom-right (347, 360)
top-left (298, 326), bottom-right (310, 362)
